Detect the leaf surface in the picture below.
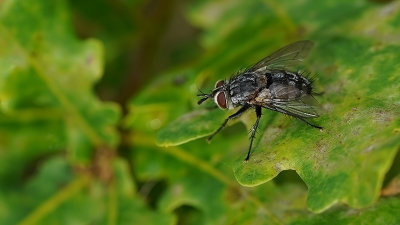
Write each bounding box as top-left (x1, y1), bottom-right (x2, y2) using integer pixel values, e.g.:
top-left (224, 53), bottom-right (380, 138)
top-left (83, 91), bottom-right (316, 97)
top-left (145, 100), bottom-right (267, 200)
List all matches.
top-left (0, 0), bottom-right (120, 172)
top-left (155, 0), bottom-right (400, 212)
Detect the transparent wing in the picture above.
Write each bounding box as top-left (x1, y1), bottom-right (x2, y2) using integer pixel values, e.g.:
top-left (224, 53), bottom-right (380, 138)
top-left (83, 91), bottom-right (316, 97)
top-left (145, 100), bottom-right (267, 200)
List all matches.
top-left (270, 96), bottom-right (319, 118)
top-left (248, 40), bottom-right (314, 72)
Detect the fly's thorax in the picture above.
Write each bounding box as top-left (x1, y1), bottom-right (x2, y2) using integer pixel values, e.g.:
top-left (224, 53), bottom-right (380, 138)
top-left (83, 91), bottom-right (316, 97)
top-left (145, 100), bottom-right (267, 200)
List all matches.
top-left (229, 72), bottom-right (267, 106)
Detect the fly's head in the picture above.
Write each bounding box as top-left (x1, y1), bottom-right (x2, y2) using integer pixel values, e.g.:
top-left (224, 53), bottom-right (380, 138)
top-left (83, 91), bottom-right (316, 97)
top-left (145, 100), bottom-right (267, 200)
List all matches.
top-left (197, 80), bottom-right (234, 110)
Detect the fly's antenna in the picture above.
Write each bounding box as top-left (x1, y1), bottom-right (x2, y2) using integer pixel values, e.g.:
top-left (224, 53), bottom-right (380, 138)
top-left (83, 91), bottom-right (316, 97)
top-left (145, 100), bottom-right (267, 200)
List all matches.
top-left (197, 97), bottom-right (209, 105)
top-left (197, 86), bottom-right (223, 105)
top-left (197, 90), bottom-right (210, 105)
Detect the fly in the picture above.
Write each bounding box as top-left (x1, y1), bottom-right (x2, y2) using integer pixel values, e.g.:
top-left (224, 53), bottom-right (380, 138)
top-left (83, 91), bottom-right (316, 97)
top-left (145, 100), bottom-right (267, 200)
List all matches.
top-left (197, 40), bottom-right (322, 161)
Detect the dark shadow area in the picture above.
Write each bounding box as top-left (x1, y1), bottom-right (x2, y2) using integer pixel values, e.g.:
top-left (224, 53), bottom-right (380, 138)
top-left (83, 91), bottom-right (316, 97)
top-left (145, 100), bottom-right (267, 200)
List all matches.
top-left (174, 205), bottom-right (204, 225)
top-left (138, 179), bottom-right (168, 209)
top-left (383, 148), bottom-right (400, 187)
top-left (273, 169), bottom-right (308, 189)
top-left (68, 0), bottom-right (202, 105)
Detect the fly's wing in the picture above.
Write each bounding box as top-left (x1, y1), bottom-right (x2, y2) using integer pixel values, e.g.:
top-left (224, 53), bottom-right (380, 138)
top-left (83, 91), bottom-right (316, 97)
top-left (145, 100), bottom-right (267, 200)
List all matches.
top-left (247, 40), bottom-right (314, 72)
top-left (269, 95), bottom-right (319, 118)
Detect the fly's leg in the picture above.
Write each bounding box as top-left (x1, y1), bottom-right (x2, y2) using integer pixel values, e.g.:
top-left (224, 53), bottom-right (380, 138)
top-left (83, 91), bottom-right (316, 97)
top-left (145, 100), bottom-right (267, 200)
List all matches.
top-left (245, 106), bottom-right (262, 161)
top-left (293, 116), bottom-right (322, 129)
top-left (207, 105), bottom-right (250, 142)
top-left (276, 108), bottom-right (322, 129)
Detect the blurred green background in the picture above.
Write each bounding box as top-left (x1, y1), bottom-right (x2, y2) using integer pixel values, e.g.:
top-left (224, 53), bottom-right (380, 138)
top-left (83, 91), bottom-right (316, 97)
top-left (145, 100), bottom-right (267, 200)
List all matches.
top-left (1, 0), bottom-right (400, 224)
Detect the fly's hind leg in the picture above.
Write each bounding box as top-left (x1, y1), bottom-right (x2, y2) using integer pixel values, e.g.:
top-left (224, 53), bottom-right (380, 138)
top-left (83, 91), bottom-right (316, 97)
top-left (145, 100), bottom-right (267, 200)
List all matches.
top-left (294, 116), bottom-right (322, 130)
top-left (245, 106), bottom-right (262, 161)
top-left (207, 105), bottom-right (250, 142)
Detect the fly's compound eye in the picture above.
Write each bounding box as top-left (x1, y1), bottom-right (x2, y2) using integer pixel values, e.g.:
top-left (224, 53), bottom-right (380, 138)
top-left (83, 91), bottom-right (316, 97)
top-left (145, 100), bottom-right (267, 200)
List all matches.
top-left (214, 91), bottom-right (227, 109)
top-left (215, 80), bottom-right (225, 88)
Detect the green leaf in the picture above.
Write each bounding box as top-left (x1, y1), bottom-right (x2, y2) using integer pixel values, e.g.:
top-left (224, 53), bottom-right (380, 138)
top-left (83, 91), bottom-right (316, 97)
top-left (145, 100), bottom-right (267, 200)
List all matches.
top-left (155, 0), bottom-right (400, 213)
top-left (124, 70), bottom-right (196, 135)
top-left (0, 156), bottom-right (175, 225)
top-left (290, 197), bottom-right (400, 225)
top-left (128, 128), bottom-right (400, 225)
top-left (130, 136), bottom-right (286, 225)
top-left (0, 0), bottom-right (120, 168)
top-left (234, 26), bottom-right (400, 212)
top-left (156, 109), bottom-right (230, 147)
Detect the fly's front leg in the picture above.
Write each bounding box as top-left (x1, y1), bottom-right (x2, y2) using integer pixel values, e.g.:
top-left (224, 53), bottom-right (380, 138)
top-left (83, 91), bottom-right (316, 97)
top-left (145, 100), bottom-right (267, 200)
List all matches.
top-left (207, 105), bottom-right (250, 142)
top-left (245, 106), bottom-right (262, 161)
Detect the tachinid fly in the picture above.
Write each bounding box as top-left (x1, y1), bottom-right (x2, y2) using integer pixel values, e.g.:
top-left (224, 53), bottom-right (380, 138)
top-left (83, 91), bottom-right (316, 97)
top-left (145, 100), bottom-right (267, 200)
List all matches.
top-left (197, 40), bottom-right (322, 161)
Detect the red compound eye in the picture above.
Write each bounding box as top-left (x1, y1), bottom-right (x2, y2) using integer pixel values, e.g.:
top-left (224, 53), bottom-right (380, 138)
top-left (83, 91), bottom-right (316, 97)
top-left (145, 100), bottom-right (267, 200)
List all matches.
top-left (215, 92), bottom-right (227, 109)
top-left (215, 80), bottom-right (225, 88)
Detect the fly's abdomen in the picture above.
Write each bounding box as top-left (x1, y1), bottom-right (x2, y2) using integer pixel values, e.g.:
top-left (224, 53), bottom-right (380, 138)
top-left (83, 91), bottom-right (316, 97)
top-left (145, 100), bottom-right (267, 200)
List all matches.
top-left (266, 70), bottom-right (313, 99)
